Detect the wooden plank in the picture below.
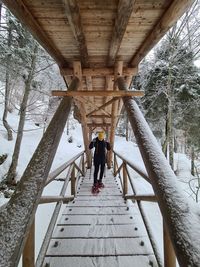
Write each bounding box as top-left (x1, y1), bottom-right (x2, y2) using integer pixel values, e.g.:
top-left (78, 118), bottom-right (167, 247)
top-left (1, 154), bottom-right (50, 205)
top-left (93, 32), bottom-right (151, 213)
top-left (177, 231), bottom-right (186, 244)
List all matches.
top-left (46, 237), bottom-right (154, 256)
top-left (52, 90), bottom-right (144, 97)
top-left (60, 67), bottom-right (138, 76)
top-left (58, 214), bottom-right (140, 225)
top-left (108, 0), bottom-right (136, 66)
top-left (3, 0), bottom-right (67, 67)
top-left (130, 0), bottom-right (194, 67)
top-left (62, 0), bottom-right (89, 67)
top-left (52, 224), bottom-right (146, 238)
top-left (63, 206), bottom-right (131, 215)
top-left (43, 255), bottom-right (158, 267)
top-left (66, 200), bottom-right (126, 207)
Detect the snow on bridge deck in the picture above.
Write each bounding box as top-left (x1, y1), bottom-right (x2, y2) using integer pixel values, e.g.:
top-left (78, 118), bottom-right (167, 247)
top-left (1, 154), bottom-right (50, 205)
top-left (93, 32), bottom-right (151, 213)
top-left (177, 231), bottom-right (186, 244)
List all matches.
top-left (43, 168), bottom-right (158, 267)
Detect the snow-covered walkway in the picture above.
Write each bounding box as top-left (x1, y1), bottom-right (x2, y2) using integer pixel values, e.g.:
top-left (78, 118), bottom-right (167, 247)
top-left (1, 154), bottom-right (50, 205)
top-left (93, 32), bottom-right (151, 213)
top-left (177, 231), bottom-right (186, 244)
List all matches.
top-left (43, 168), bottom-right (158, 267)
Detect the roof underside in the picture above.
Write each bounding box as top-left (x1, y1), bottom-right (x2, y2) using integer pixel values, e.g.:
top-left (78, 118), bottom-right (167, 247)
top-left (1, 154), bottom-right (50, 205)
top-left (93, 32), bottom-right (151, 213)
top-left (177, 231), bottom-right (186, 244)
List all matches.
top-left (3, 0), bottom-right (194, 134)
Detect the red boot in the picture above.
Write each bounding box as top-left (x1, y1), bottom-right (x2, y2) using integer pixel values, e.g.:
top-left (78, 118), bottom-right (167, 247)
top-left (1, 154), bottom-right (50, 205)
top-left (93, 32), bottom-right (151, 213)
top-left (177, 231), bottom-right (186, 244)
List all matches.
top-left (98, 181), bottom-right (105, 188)
top-left (92, 184), bottom-right (100, 194)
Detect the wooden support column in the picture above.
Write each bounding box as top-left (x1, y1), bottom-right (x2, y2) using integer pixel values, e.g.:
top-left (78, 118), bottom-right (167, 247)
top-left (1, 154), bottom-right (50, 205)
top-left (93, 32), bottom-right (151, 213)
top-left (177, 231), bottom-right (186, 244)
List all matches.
top-left (113, 153), bottom-right (117, 176)
top-left (73, 61), bottom-right (91, 168)
top-left (117, 76), bottom-right (200, 267)
top-left (0, 77), bottom-right (79, 267)
top-left (107, 61), bottom-right (123, 168)
top-left (123, 162), bottom-right (128, 197)
top-left (71, 164), bottom-right (76, 196)
top-left (163, 222), bottom-right (176, 267)
top-left (22, 220), bottom-right (35, 267)
top-left (82, 153), bottom-right (85, 176)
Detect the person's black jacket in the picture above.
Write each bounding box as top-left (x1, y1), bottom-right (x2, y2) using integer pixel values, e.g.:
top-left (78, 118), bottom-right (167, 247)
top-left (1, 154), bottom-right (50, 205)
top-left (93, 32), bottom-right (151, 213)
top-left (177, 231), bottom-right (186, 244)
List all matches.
top-left (89, 137), bottom-right (111, 164)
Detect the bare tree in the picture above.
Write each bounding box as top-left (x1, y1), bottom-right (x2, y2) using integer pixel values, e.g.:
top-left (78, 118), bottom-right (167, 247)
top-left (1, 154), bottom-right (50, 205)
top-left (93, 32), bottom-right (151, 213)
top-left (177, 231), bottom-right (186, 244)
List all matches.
top-left (6, 44), bottom-right (38, 184)
top-left (2, 17), bottom-right (13, 140)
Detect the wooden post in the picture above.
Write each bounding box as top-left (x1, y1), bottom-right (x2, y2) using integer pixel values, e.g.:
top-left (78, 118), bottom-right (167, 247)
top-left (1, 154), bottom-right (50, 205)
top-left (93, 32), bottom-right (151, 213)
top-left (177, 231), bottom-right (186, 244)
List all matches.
top-left (117, 76), bottom-right (200, 267)
top-left (71, 164), bottom-right (76, 196)
top-left (114, 153), bottom-right (117, 176)
top-left (82, 153), bottom-right (85, 176)
top-left (123, 161), bottom-right (128, 197)
top-left (22, 219), bottom-right (35, 267)
top-left (0, 77), bottom-right (79, 267)
top-left (73, 61), bottom-right (91, 168)
top-left (163, 222), bottom-right (176, 267)
top-left (107, 61), bottom-right (123, 168)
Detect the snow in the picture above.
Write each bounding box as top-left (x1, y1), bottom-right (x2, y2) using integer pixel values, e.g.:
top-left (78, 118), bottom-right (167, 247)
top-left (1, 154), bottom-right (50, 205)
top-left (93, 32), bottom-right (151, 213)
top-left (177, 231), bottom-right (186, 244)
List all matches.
top-left (0, 95), bottom-right (200, 267)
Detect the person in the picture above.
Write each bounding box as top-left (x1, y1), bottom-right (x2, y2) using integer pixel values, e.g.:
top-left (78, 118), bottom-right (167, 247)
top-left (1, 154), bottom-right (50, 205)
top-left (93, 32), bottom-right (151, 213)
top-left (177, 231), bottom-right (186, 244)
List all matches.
top-left (89, 131), bottom-right (111, 193)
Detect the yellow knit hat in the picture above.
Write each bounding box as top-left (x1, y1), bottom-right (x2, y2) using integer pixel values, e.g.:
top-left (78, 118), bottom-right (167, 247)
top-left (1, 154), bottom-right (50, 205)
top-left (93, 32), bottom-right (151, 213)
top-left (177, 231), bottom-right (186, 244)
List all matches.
top-left (98, 131), bottom-right (105, 141)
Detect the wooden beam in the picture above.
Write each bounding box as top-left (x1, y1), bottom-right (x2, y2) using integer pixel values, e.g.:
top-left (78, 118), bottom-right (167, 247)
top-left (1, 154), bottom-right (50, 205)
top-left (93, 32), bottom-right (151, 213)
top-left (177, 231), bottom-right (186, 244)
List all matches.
top-left (130, 0), bottom-right (194, 67)
top-left (87, 123), bottom-right (111, 127)
top-left (77, 96), bottom-right (112, 117)
top-left (62, 0), bottom-right (89, 67)
top-left (125, 194), bottom-right (157, 202)
top-left (3, 0), bottom-right (67, 67)
top-left (60, 67), bottom-right (138, 77)
top-left (88, 115), bottom-right (111, 118)
top-left (86, 97), bottom-right (119, 117)
top-left (39, 196), bottom-right (74, 204)
top-left (108, 0), bottom-right (135, 66)
top-left (52, 90), bottom-right (144, 97)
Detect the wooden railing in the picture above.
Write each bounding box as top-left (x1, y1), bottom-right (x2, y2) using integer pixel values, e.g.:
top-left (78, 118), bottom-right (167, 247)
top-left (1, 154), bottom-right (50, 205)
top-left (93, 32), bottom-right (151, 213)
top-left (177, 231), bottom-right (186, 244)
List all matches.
top-left (22, 151), bottom-right (86, 267)
top-left (113, 150), bottom-right (162, 266)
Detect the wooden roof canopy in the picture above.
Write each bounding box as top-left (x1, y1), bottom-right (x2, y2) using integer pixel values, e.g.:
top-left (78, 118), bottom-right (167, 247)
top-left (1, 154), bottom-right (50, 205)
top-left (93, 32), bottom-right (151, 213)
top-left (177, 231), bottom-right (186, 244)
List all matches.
top-left (3, 0), bottom-right (194, 135)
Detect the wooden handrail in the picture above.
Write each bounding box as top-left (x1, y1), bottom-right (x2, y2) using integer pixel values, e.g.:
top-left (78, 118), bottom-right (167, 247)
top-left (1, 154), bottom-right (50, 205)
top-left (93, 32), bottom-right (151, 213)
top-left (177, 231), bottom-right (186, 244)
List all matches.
top-left (45, 151), bottom-right (84, 185)
top-left (113, 150), bottom-right (150, 183)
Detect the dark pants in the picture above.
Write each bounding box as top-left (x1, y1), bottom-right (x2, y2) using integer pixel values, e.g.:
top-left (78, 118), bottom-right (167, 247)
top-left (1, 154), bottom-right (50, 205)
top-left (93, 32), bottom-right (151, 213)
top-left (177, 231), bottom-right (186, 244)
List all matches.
top-left (93, 162), bottom-right (105, 185)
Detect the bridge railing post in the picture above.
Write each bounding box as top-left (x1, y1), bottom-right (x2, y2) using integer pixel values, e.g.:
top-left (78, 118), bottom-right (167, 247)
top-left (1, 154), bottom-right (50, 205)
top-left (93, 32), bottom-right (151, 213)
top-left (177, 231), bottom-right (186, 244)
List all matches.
top-left (122, 161), bottom-right (128, 197)
top-left (82, 153), bottom-right (85, 176)
top-left (22, 219), bottom-right (35, 267)
top-left (113, 153), bottom-right (117, 176)
top-left (71, 164), bottom-right (76, 196)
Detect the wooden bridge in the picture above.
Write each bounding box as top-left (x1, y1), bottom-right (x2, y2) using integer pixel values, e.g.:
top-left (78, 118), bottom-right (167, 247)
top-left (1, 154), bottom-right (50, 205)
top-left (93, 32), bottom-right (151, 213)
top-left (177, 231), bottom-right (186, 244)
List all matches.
top-left (0, 1), bottom-right (200, 267)
top-left (42, 166), bottom-right (158, 267)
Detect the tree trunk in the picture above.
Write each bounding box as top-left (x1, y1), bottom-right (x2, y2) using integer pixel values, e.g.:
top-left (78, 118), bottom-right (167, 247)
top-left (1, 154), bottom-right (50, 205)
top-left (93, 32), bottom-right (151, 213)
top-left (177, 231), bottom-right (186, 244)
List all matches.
top-left (0, 1), bottom-right (2, 23)
top-left (167, 65), bottom-right (174, 170)
top-left (6, 45), bottom-right (38, 184)
top-left (191, 146), bottom-right (195, 176)
top-left (162, 114), bottom-right (168, 157)
top-left (0, 78), bottom-right (79, 267)
top-left (2, 18), bottom-right (13, 141)
top-left (117, 76), bottom-right (200, 267)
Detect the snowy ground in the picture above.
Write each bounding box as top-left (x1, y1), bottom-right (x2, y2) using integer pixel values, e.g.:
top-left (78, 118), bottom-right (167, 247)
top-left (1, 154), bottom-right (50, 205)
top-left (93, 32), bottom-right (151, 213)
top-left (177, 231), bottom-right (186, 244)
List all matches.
top-left (0, 100), bottom-right (199, 266)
